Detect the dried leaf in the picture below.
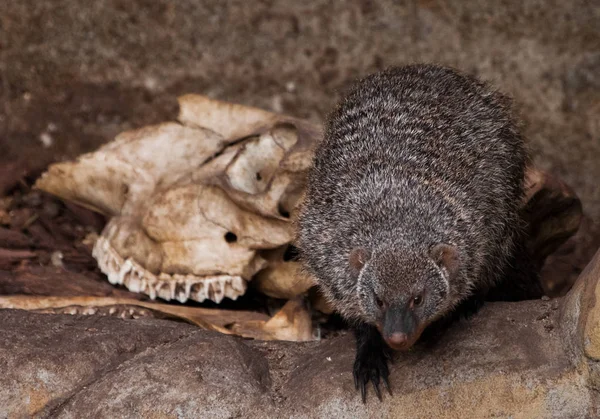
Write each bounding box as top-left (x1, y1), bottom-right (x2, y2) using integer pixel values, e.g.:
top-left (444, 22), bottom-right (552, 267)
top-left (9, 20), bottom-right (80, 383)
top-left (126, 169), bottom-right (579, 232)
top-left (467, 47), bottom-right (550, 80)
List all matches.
top-left (228, 298), bottom-right (314, 341)
top-left (523, 166), bottom-right (583, 263)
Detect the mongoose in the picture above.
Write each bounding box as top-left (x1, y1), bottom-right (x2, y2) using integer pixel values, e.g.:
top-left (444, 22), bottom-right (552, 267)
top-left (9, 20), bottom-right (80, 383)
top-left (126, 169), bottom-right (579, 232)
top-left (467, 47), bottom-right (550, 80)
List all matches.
top-left (296, 64), bottom-right (537, 401)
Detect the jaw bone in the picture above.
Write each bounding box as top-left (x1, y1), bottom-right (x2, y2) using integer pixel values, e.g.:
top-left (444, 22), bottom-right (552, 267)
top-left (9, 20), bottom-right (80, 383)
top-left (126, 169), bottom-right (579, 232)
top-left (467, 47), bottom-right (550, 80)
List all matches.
top-left (93, 235), bottom-right (247, 304)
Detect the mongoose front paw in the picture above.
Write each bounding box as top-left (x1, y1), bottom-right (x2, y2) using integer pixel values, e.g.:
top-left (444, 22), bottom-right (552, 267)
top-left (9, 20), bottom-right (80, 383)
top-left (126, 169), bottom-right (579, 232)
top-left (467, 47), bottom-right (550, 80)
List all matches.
top-left (353, 323), bottom-right (393, 403)
top-left (353, 347), bottom-right (392, 402)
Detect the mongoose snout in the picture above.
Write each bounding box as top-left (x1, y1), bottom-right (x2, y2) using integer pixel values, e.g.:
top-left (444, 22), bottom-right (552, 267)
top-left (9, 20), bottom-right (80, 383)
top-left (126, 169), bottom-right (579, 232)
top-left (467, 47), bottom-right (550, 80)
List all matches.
top-left (380, 300), bottom-right (427, 350)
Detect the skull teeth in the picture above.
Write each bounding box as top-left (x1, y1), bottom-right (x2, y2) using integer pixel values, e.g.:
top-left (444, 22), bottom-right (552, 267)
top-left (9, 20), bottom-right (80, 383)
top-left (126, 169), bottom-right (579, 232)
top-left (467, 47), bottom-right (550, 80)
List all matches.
top-left (93, 236), bottom-right (247, 304)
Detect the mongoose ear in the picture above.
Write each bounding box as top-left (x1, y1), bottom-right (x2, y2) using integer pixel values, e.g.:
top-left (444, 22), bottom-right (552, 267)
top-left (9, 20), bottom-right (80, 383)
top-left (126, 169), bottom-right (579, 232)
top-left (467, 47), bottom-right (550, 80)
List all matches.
top-left (349, 247), bottom-right (371, 275)
top-left (430, 243), bottom-right (460, 279)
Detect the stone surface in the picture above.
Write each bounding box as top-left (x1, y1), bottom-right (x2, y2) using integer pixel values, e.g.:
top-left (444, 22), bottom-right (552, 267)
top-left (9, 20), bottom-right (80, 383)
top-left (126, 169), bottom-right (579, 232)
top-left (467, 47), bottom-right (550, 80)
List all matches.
top-left (1, 287), bottom-right (597, 418)
top-left (560, 247), bottom-right (600, 362)
top-left (581, 253), bottom-right (600, 362)
top-left (559, 248), bottom-right (600, 397)
top-left (0, 310), bottom-right (196, 417)
top-left (57, 326), bottom-right (274, 418)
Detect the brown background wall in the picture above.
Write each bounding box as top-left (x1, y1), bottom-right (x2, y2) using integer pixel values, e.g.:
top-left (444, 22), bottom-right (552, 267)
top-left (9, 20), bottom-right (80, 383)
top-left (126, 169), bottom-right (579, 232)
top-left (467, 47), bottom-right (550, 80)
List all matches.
top-left (1, 0), bottom-right (599, 220)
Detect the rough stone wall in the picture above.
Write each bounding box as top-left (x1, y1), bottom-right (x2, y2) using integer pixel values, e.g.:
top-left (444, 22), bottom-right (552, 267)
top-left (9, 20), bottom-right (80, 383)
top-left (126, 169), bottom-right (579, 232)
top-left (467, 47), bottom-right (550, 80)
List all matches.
top-left (1, 0), bottom-right (599, 221)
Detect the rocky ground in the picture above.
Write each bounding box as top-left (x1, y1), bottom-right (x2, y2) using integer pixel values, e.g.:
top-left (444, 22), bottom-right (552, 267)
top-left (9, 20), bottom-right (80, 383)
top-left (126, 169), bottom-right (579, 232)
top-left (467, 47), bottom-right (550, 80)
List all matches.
top-left (1, 0), bottom-right (599, 417)
top-left (1, 289), bottom-right (598, 418)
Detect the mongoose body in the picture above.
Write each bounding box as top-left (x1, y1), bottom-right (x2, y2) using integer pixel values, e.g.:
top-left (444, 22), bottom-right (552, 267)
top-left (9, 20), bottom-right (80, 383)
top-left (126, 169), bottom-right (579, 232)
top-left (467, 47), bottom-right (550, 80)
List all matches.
top-left (297, 64), bottom-right (531, 401)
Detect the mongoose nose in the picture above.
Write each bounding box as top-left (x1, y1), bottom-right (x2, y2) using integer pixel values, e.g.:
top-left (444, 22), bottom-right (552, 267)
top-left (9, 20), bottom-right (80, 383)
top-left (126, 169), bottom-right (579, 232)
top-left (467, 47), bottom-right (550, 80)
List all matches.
top-left (388, 332), bottom-right (408, 346)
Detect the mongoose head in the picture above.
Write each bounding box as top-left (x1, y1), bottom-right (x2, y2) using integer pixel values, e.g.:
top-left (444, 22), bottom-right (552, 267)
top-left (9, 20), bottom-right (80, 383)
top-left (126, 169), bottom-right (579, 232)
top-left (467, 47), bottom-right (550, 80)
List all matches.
top-left (351, 243), bottom-right (460, 350)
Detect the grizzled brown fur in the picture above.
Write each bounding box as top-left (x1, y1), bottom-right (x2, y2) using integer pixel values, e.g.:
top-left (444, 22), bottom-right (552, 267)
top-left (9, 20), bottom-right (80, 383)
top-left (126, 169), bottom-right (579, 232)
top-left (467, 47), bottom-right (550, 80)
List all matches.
top-left (296, 64), bottom-right (532, 400)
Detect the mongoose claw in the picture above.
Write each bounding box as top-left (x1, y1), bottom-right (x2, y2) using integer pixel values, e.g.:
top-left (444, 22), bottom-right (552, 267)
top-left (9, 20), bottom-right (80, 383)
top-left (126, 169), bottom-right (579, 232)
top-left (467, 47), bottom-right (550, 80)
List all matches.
top-left (353, 347), bottom-right (391, 402)
top-left (353, 352), bottom-right (390, 403)
top-left (372, 378), bottom-right (383, 402)
top-left (382, 374), bottom-right (392, 396)
top-left (353, 323), bottom-right (393, 402)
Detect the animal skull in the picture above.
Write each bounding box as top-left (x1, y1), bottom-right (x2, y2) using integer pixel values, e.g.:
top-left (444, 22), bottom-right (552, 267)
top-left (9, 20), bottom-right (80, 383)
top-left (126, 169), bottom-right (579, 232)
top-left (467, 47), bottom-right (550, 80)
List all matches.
top-left (36, 95), bottom-right (319, 304)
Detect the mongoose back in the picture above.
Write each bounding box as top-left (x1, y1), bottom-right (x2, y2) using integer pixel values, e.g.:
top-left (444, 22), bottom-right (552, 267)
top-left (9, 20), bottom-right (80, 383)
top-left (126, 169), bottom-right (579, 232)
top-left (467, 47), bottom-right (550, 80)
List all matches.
top-left (296, 64), bottom-right (532, 401)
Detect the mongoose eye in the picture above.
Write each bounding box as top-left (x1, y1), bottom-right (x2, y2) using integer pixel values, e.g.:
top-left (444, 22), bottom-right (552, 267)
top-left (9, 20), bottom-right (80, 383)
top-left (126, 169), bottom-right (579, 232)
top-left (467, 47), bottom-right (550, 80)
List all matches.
top-left (413, 295), bottom-right (424, 307)
top-left (375, 297), bottom-right (384, 308)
